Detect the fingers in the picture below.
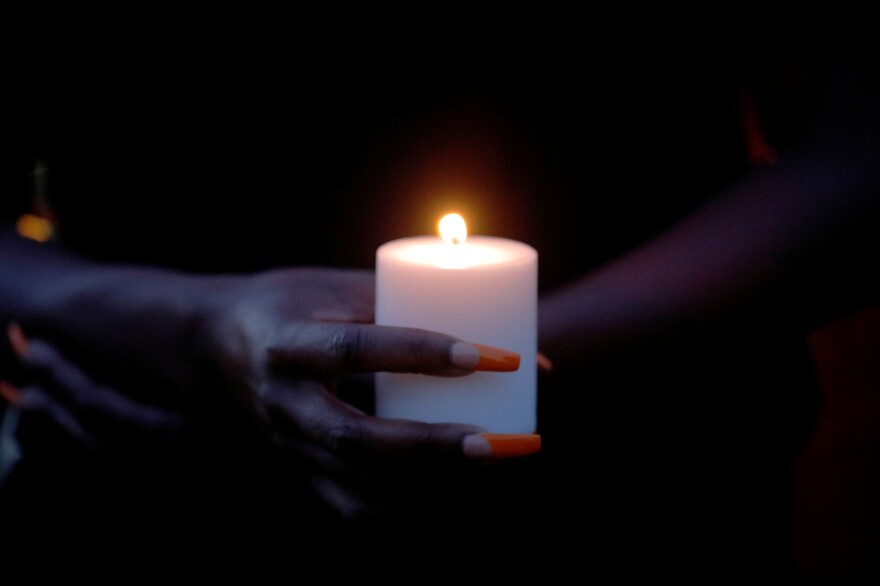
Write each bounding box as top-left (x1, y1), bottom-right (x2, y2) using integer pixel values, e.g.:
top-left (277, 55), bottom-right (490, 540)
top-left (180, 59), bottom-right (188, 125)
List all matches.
top-left (301, 470), bottom-right (457, 521)
top-left (264, 379), bottom-right (540, 464)
top-left (16, 386), bottom-right (101, 450)
top-left (277, 435), bottom-right (397, 520)
top-left (0, 379), bottom-right (21, 404)
top-left (304, 473), bottom-right (383, 520)
top-left (21, 339), bottom-right (189, 434)
top-left (265, 379), bottom-right (481, 462)
top-left (267, 379), bottom-right (541, 520)
top-left (7, 323), bottom-right (28, 357)
top-left (267, 322), bottom-right (520, 377)
top-left (7, 325), bottom-right (192, 448)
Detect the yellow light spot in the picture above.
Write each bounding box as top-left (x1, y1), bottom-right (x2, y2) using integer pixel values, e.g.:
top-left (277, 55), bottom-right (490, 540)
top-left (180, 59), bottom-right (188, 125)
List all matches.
top-left (15, 214), bottom-right (53, 243)
top-left (438, 213), bottom-right (467, 245)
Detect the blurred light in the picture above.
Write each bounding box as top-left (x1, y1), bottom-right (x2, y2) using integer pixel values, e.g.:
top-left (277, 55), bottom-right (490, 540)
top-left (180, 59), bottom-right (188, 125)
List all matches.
top-left (15, 214), bottom-right (53, 243)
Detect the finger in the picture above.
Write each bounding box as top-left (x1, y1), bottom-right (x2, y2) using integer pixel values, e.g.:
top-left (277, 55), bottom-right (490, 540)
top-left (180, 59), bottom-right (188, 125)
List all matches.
top-left (267, 323), bottom-right (520, 377)
top-left (21, 338), bottom-right (191, 437)
top-left (7, 322), bottom-right (29, 358)
top-left (304, 473), bottom-right (389, 521)
top-left (265, 379), bottom-right (539, 465)
top-left (274, 432), bottom-right (370, 489)
top-left (277, 431), bottom-right (483, 504)
top-left (17, 386), bottom-right (100, 450)
top-left (302, 471), bottom-right (456, 522)
top-left (0, 379), bottom-right (22, 404)
top-left (265, 379), bottom-right (483, 464)
top-left (276, 434), bottom-right (380, 508)
top-left (537, 351), bottom-right (554, 374)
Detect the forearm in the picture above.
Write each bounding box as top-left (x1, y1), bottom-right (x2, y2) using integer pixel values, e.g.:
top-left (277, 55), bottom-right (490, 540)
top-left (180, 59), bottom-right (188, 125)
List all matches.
top-left (539, 143), bottom-right (880, 370)
top-left (1, 229), bottom-right (233, 398)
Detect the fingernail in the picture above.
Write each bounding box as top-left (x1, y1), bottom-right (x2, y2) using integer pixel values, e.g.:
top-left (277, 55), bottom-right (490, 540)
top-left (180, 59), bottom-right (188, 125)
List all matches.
top-left (462, 433), bottom-right (541, 460)
top-left (451, 343), bottom-right (520, 372)
top-left (450, 342), bottom-right (481, 369)
top-left (0, 379), bottom-right (22, 404)
top-left (473, 344), bottom-right (520, 371)
top-left (7, 323), bottom-right (29, 358)
top-left (537, 352), bottom-right (554, 373)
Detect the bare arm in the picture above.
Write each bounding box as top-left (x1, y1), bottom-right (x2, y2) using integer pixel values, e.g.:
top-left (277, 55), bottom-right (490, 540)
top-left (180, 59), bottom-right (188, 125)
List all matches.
top-left (539, 63), bottom-right (880, 370)
top-left (0, 231), bottom-right (536, 517)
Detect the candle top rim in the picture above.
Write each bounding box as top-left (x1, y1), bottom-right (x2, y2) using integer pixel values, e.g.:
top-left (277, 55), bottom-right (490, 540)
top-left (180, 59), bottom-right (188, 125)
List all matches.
top-left (378, 235), bottom-right (537, 269)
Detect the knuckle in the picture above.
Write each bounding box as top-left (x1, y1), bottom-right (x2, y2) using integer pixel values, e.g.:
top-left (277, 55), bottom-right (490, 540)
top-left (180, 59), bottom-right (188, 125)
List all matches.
top-left (409, 424), bottom-right (452, 461)
top-left (329, 327), bottom-right (367, 370)
top-left (422, 428), bottom-right (448, 456)
top-left (327, 419), bottom-right (371, 459)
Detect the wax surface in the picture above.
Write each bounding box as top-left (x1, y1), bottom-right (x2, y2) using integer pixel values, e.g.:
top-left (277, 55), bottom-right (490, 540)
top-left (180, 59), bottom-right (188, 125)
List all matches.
top-left (375, 235), bottom-right (537, 433)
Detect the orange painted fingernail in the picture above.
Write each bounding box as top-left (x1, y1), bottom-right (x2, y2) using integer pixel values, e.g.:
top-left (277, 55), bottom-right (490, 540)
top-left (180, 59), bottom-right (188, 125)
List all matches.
top-left (472, 344), bottom-right (520, 372)
top-left (0, 379), bottom-right (22, 404)
top-left (450, 343), bottom-right (520, 371)
top-left (450, 342), bottom-right (480, 369)
top-left (7, 323), bottom-right (29, 358)
top-left (537, 351), bottom-right (554, 373)
top-left (462, 433), bottom-right (541, 460)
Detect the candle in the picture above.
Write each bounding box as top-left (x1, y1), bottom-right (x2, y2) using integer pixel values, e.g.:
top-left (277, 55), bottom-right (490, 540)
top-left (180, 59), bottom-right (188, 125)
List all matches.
top-left (375, 213), bottom-right (538, 433)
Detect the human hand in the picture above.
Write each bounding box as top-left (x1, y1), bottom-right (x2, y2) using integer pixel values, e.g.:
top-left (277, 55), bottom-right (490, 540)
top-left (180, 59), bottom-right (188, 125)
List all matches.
top-left (2, 267), bottom-right (540, 517)
top-left (197, 268), bottom-right (540, 517)
top-left (2, 324), bottom-right (194, 461)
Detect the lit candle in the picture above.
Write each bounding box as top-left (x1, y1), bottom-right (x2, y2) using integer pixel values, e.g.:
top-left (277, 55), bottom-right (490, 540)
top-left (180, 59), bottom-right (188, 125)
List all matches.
top-left (375, 213), bottom-right (538, 433)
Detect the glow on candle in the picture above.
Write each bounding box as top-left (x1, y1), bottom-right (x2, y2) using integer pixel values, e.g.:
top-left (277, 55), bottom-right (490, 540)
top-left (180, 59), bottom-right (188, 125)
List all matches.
top-left (392, 214), bottom-right (514, 269)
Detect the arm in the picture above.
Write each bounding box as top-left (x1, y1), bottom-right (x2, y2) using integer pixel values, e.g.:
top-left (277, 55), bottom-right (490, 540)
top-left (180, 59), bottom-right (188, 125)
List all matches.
top-left (1, 230), bottom-right (231, 400)
top-left (1, 231), bottom-right (537, 517)
top-left (539, 63), bottom-right (880, 370)
top-left (0, 231), bottom-right (505, 397)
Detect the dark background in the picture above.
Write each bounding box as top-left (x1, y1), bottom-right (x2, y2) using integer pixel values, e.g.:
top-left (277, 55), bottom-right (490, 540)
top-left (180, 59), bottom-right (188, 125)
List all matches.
top-left (5, 50), bottom-right (762, 282)
top-left (2, 43), bottom-right (875, 579)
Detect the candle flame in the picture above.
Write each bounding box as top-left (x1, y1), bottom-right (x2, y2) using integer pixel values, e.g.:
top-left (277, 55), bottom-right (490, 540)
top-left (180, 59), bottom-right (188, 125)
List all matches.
top-left (439, 213), bottom-right (467, 245)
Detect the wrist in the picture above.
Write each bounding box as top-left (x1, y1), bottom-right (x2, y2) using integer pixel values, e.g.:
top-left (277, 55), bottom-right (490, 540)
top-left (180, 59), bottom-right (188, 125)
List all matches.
top-left (25, 265), bottom-right (235, 396)
top-left (195, 273), bottom-right (264, 396)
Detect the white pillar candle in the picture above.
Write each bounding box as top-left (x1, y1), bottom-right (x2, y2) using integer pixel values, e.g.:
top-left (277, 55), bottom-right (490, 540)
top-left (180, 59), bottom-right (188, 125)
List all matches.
top-left (375, 214), bottom-right (538, 433)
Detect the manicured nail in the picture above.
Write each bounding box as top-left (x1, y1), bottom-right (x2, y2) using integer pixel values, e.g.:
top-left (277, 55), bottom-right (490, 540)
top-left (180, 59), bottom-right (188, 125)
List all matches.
top-left (7, 323), bottom-right (29, 358)
top-left (462, 433), bottom-right (541, 460)
top-left (0, 380), bottom-right (22, 404)
top-left (537, 351), bottom-right (554, 373)
top-left (450, 343), bottom-right (520, 372)
top-left (474, 344), bottom-right (520, 371)
top-left (450, 342), bottom-right (480, 369)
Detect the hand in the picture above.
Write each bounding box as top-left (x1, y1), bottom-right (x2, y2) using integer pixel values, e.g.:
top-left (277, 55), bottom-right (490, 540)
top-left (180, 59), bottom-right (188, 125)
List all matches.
top-left (196, 268), bottom-right (540, 517)
top-left (3, 325), bottom-right (194, 461)
top-left (3, 267), bottom-right (539, 517)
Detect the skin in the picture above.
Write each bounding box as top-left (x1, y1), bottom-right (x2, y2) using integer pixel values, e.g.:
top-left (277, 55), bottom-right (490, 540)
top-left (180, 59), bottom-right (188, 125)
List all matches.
top-left (0, 235), bottom-right (508, 517)
top-left (531, 61), bottom-right (880, 579)
top-left (539, 62), bottom-right (880, 371)
top-left (3, 60), bottom-right (877, 538)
